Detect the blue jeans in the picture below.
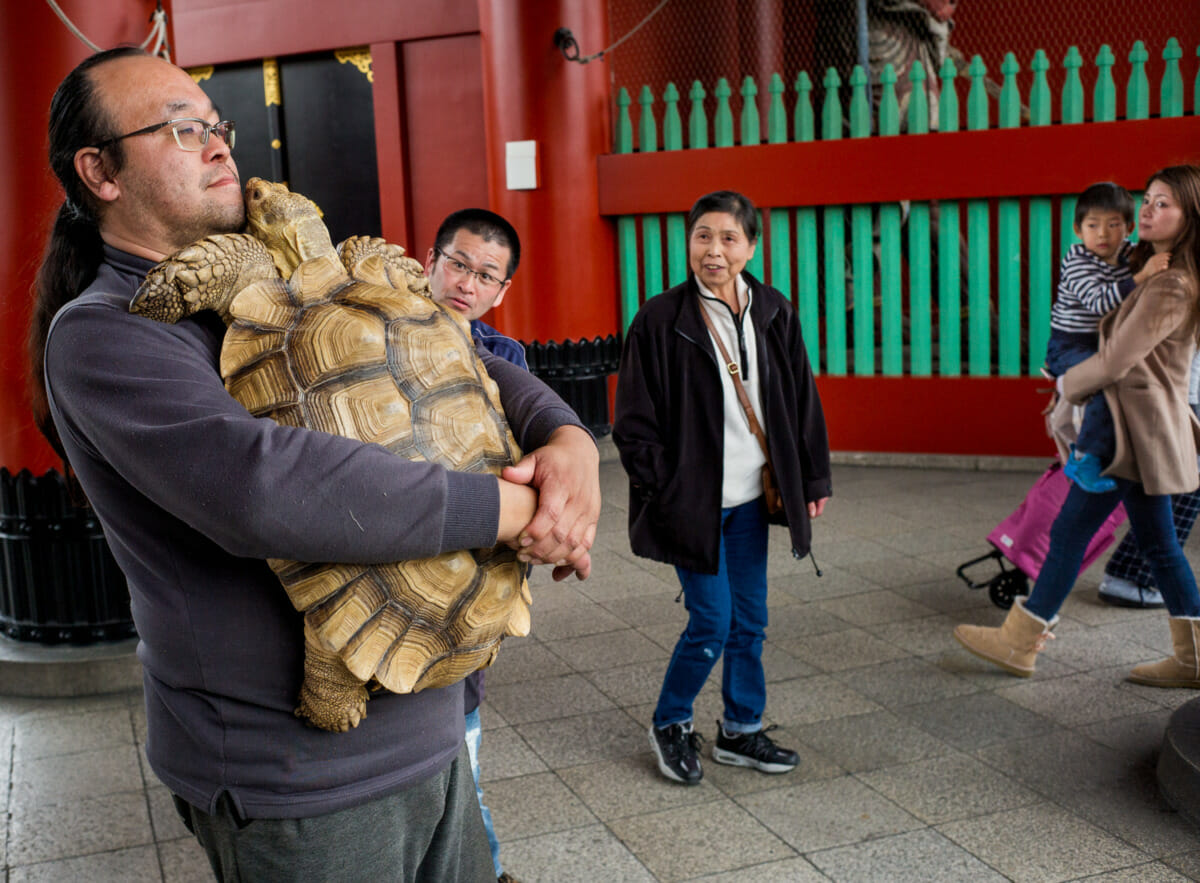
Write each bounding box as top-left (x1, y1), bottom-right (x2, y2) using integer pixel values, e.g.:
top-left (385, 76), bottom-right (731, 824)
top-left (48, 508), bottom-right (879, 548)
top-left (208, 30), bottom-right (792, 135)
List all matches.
top-left (464, 707), bottom-right (503, 877)
top-left (654, 498), bottom-right (769, 734)
top-left (1045, 330), bottom-right (1115, 463)
top-left (1025, 478), bottom-right (1200, 621)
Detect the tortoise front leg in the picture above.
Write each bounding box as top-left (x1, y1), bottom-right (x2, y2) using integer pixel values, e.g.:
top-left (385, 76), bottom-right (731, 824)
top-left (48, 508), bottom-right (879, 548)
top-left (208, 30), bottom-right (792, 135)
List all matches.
top-left (130, 233), bottom-right (278, 324)
top-left (295, 622), bottom-right (370, 732)
top-left (337, 235), bottom-right (431, 296)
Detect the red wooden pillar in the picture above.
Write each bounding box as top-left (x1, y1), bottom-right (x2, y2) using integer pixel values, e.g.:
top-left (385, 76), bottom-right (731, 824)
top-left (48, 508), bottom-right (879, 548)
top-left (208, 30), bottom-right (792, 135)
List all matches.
top-left (0, 0), bottom-right (162, 474)
top-left (477, 0), bottom-right (618, 344)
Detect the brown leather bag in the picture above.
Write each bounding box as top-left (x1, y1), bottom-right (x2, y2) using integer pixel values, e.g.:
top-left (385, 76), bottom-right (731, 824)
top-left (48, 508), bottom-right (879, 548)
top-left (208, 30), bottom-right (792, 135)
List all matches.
top-left (698, 304), bottom-right (783, 515)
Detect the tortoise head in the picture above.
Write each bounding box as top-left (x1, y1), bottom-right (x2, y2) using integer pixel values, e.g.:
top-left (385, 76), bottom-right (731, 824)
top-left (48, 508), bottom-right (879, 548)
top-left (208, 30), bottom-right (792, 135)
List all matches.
top-left (244, 178), bottom-right (335, 279)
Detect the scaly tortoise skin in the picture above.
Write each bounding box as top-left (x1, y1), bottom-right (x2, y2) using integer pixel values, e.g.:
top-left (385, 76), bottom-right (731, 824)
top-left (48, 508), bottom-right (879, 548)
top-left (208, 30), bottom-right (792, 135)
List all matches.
top-left (130, 178), bottom-right (530, 732)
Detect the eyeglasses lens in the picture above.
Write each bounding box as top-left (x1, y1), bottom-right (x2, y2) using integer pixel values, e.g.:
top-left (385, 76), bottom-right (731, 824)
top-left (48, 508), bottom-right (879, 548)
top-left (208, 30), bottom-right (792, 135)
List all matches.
top-left (171, 120), bottom-right (236, 152)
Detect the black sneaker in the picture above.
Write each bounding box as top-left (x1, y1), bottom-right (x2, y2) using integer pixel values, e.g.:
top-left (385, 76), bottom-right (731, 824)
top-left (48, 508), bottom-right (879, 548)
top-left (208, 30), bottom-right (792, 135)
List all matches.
top-left (649, 723), bottom-right (703, 785)
top-left (712, 723), bottom-right (799, 773)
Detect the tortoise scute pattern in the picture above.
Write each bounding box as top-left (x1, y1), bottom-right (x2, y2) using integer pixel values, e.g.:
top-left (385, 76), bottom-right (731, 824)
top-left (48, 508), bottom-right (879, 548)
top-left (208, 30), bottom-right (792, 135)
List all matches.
top-left (132, 178), bottom-right (530, 732)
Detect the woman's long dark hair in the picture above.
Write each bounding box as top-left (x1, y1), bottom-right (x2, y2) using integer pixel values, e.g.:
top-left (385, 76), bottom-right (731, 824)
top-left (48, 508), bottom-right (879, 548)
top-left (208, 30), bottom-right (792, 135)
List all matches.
top-left (28, 47), bottom-right (146, 464)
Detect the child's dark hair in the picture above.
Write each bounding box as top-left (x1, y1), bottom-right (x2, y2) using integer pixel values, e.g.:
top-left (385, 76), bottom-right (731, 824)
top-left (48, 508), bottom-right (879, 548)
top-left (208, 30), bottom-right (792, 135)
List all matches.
top-left (1075, 182), bottom-right (1135, 227)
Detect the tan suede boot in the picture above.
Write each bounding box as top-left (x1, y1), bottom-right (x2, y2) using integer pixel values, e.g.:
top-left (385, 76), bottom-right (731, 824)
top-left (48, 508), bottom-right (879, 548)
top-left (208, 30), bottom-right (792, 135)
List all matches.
top-left (953, 597), bottom-right (1057, 677)
top-left (1128, 617), bottom-right (1200, 688)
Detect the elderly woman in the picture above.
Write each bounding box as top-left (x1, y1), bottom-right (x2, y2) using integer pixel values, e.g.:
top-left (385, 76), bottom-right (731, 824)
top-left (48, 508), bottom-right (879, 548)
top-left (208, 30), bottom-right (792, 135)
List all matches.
top-left (614, 190), bottom-right (832, 785)
top-left (956, 165), bottom-right (1200, 684)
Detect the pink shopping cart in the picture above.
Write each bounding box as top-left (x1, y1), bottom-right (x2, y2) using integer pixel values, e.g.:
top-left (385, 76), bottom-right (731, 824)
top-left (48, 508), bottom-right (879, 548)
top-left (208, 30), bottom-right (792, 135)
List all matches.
top-left (956, 461), bottom-right (1127, 609)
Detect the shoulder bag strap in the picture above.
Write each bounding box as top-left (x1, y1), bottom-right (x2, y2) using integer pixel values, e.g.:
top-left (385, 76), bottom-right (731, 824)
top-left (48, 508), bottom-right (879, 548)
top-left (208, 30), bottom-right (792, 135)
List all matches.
top-left (697, 301), bottom-right (774, 469)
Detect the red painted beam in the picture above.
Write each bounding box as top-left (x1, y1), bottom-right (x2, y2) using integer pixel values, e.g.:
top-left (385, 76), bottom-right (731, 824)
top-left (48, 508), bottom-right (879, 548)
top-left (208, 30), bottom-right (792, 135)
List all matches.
top-left (816, 376), bottom-right (1056, 458)
top-left (597, 117), bottom-right (1200, 214)
top-left (171, 0), bottom-right (479, 66)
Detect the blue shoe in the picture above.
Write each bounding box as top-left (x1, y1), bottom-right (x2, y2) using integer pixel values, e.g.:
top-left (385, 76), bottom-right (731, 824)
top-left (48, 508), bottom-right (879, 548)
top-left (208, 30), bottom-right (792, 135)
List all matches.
top-left (1063, 445), bottom-right (1116, 493)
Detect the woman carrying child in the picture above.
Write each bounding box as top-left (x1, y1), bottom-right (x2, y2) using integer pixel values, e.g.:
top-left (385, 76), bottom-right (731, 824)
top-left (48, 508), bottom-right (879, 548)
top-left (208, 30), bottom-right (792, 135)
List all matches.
top-left (1046, 181), bottom-right (1171, 492)
top-left (955, 165), bottom-right (1200, 686)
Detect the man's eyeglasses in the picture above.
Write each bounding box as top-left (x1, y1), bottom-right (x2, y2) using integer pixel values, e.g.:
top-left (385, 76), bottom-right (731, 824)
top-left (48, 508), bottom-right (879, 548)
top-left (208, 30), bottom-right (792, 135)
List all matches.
top-left (92, 118), bottom-right (236, 153)
top-left (435, 247), bottom-right (507, 293)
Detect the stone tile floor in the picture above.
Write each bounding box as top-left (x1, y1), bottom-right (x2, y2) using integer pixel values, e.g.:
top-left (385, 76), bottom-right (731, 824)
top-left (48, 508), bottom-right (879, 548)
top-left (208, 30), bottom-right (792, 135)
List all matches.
top-left (3, 454), bottom-right (1200, 881)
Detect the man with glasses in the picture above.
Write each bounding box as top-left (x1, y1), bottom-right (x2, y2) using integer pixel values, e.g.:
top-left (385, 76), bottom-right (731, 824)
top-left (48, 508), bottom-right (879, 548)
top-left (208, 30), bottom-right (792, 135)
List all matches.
top-left (426, 209), bottom-right (528, 883)
top-left (30, 48), bottom-right (599, 882)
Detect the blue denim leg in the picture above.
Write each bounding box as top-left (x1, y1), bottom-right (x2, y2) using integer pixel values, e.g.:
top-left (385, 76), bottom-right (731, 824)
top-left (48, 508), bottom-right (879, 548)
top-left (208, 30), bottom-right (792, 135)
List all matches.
top-left (1026, 479), bottom-right (1200, 621)
top-left (719, 502), bottom-right (769, 732)
top-left (1044, 332), bottom-right (1098, 377)
top-left (1074, 393), bottom-right (1116, 464)
top-left (1121, 484), bottom-right (1200, 616)
top-left (1025, 480), bottom-right (1126, 621)
top-left (464, 708), bottom-right (503, 877)
top-left (653, 499), bottom-right (769, 731)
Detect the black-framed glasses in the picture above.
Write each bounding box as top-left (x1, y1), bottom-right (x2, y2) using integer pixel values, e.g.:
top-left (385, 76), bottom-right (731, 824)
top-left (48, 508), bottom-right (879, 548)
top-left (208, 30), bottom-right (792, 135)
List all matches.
top-left (435, 247), bottom-right (508, 292)
top-left (92, 118), bottom-right (236, 153)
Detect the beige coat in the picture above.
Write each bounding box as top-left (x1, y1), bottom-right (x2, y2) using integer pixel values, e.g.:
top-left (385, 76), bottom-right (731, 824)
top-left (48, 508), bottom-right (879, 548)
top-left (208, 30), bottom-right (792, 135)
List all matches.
top-left (1063, 270), bottom-right (1200, 495)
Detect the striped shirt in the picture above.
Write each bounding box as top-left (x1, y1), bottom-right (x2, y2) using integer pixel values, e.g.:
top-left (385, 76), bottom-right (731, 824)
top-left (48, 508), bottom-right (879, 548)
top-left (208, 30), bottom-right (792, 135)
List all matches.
top-left (1049, 241), bottom-right (1136, 334)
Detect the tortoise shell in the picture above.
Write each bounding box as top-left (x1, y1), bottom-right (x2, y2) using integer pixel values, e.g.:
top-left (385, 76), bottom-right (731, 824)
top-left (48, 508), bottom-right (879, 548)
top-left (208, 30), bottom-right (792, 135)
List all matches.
top-left (133, 179), bottom-right (530, 731)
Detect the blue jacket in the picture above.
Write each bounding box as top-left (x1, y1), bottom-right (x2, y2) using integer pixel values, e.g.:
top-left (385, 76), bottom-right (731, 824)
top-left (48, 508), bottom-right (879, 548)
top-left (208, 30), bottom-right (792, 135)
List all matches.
top-left (472, 318), bottom-right (527, 370)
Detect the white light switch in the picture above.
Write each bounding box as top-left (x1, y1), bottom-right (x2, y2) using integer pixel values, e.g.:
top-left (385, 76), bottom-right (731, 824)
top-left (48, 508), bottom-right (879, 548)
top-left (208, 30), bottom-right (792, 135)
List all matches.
top-left (506, 140), bottom-right (538, 190)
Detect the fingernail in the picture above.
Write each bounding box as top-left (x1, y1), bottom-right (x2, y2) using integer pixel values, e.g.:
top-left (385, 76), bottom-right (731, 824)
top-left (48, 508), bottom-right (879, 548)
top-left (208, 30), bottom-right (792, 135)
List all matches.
top-left (519, 536), bottom-right (532, 547)
top-left (517, 553), bottom-right (530, 563)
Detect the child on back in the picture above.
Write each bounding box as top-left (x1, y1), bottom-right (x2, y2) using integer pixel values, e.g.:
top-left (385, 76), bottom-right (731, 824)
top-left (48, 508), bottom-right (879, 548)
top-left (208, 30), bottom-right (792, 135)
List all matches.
top-left (1045, 182), bottom-right (1171, 492)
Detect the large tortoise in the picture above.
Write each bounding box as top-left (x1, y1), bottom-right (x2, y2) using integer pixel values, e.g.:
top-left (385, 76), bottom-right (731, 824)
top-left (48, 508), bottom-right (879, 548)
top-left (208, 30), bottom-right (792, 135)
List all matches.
top-left (130, 178), bottom-right (531, 732)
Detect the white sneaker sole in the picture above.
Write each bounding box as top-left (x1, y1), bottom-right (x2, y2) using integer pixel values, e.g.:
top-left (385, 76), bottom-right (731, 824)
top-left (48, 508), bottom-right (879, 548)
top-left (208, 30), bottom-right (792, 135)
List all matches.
top-left (711, 746), bottom-right (796, 774)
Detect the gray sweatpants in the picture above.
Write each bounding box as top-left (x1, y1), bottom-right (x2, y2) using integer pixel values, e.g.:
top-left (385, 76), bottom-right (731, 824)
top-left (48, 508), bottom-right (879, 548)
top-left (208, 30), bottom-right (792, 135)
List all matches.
top-left (173, 743), bottom-right (494, 882)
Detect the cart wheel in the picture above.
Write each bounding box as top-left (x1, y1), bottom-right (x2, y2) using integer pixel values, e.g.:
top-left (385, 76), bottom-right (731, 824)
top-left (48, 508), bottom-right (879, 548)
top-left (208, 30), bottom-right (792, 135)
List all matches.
top-left (989, 571), bottom-right (1030, 610)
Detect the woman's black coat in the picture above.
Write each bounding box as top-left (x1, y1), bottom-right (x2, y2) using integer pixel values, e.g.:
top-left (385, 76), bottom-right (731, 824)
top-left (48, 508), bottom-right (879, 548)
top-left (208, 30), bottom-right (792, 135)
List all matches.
top-left (613, 273), bottom-right (832, 574)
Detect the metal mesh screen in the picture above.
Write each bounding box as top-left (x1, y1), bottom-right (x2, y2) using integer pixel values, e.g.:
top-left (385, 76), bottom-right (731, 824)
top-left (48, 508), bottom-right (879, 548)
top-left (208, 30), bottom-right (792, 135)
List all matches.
top-left (605, 0), bottom-right (1200, 136)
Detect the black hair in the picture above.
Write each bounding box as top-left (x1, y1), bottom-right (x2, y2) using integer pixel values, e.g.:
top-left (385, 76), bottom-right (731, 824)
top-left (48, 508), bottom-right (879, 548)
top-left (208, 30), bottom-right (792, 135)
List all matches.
top-left (1074, 181), bottom-right (1135, 227)
top-left (30, 46), bottom-right (148, 467)
top-left (432, 208), bottom-right (521, 279)
top-left (686, 190), bottom-right (759, 242)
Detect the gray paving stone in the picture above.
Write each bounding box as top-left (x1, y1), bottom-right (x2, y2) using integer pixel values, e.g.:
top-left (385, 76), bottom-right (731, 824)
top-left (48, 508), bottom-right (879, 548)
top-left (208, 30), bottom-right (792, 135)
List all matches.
top-left (975, 729), bottom-right (1147, 799)
top-left (515, 708), bottom-right (646, 768)
top-left (867, 613), bottom-right (969, 656)
top-left (762, 674), bottom-right (882, 726)
top-left (1062, 864), bottom-right (1195, 882)
top-left (996, 672), bottom-right (1163, 727)
top-left (12, 707), bottom-right (134, 762)
top-left (557, 754), bottom-right (723, 821)
top-left (898, 691), bottom-right (1061, 751)
top-left (9, 790), bottom-right (152, 866)
top-left (586, 659), bottom-right (673, 707)
top-left (484, 673), bottom-right (615, 725)
top-left (685, 856), bottom-right (830, 881)
top-left (810, 828), bottom-right (1008, 882)
top-left (609, 799), bottom-right (795, 882)
top-left (815, 589), bottom-right (938, 627)
top-left (9, 844), bottom-right (161, 883)
top-left (858, 752), bottom-right (1041, 825)
top-left (738, 775), bottom-right (922, 852)
top-left (546, 627), bottom-right (668, 673)
top-left (777, 628), bottom-right (912, 673)
top-left (10, 744), bottom-right (142, 812)
top-left (833, 656), bottom-right (978, 708)
top-left (484, 639), bottom-right (574, 685)
top-left (528, 602), bottom-right (630, 641)
top-left (485, 771), bottom-right (598, 840)
top-left (499, 824), bottom-right (656, 883)
top-left (794, 710), bottom-right (954, 773)
top-left (938, 802), bottom-right (1151, 883)
top-left (476, 725), bottom-right (550, 781)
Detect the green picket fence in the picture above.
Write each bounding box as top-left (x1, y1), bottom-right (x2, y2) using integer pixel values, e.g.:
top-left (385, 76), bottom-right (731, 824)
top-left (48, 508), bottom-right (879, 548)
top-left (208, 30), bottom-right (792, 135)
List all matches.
top-left (613, 39), bottom-right (1198, 378)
